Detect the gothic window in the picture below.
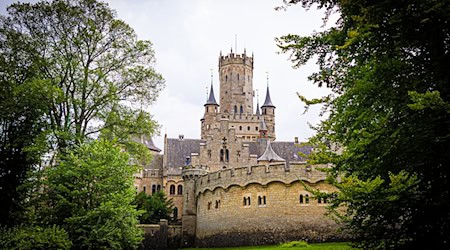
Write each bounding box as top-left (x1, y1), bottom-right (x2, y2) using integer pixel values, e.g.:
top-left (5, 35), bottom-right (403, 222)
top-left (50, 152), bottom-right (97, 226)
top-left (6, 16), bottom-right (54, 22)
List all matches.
top-left (225, 149), bottom-right (229, 162)
top-left (177, 185), bottom-right (183, 195)
top-left (170, 185), bottom-right (175, 195)
top-left (220, 149), bottom-right (224, 162)
top-left (234, 105), bottom-right (237, 113)
top-left (240, 105), bottom-right (243, 113)
top-left (157, 185), bottom-right (161, 192)
top-left (300, 194), bottom-right (304, 204)
top-left (152, 184), bottom-right (156, 194)
top-left (173, 207), bottom-right (178, 220)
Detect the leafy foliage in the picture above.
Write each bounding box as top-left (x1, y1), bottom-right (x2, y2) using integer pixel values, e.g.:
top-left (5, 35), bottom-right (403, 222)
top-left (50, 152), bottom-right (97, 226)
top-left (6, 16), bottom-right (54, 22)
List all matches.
top-left (133, 191), bottom-right (174, 224)
top-left (0, 225), bottom-right (72, 250)
top-left (277, 0), bottom-right (450, 249)
top-left (32, 139), bottom-right (143, 249)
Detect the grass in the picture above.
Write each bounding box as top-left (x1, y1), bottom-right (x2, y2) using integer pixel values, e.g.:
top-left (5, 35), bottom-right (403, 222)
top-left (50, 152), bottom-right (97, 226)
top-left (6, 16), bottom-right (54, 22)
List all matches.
top-left (183, 242), bottom-right (358, 250)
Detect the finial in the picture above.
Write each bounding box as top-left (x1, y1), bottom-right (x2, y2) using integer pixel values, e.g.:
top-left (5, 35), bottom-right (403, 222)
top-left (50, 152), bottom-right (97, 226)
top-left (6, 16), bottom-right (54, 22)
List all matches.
top-left (231, 46), bottom-right (233, 53)
top-left (235, 34), bottom-right (237, 53)
top-left (266, 71), bottom-right (269, 87)
top-left (244, 48), bottom-right (246, 55)
top-left (210, 68), bottom-right (213, 85)
top-left (206, 85), bottom-right (209, 101)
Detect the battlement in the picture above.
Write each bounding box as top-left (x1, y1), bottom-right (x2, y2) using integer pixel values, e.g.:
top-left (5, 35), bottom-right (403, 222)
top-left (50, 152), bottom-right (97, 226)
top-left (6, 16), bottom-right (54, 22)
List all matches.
top-left (134, 169), bottom-right (162, 179)
top-left (195, 163), bottom-right (330, 195)
top-left (219, 53), bottom-right (253, 68)
top-left (182, 165), bottom-right (209, 180)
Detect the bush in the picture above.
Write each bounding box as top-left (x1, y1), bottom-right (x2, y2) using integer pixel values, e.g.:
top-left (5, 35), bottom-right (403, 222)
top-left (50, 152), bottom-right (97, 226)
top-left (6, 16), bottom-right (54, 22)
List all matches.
top-left (0, 225), bottom-right (72, 250)
top-left (280, 240), bottom-right (310, 248)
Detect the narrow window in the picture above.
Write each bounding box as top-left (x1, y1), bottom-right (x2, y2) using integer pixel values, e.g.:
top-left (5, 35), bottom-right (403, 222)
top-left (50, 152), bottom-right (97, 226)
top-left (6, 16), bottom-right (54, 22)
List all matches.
top-left (239, 126), bottom-right (242, 131)
top-left (240, 105), bottom-right (243, 113)
top-left (256, 126), bottom-right (258, 131)
top-left (300, 194), bottom-right (304, 204)
top-left (173, 207), bottom-right (178, 220)
top-left (220, 149), bottom-right (224, 162)
top-left (157, 185), bottom-right (161, 191)
top-left (225, 75), bottom-right (228, 82)
top-left (225, 149), bottom-right (229, 162)
top-left (215, 200), bottom-right (220, 209)
top-left (237, 74), bottom-right (239, 81)
top-left (143, 186), bottom-right (146, 193)
top-left (208, 202), bottom-right (211, 210)
top-left (247, 126), bottom-right (250, 131)
top-left (318, 197), bottom-right (322, 204)
top-left (263, 196), bottom-right (266, 205)
top-left (234, 105), bottom-right (237, 113)
top-left (258, 196), bottom-right (262, 205)
top-left (243, 197), bottom-right (247, 206)
top-left (177, 185), bottom-right (183, 195)
top-left (152, 185), bottom-right (156, 194)
top-left (170, 185), bottom-right (175, 195)
top-left (248, 197), bottom-right (251, 206)
top-left (305, 194), bottom-right (310, 204)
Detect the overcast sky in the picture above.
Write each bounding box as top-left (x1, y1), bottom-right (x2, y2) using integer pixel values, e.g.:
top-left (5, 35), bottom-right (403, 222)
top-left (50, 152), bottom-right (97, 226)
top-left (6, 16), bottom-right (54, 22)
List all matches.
top-left (1, 0), bottom-right (336, 150)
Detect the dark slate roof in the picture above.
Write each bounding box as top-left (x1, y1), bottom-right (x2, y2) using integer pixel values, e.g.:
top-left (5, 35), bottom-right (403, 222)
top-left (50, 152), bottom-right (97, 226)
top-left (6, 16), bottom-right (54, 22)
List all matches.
top-left (205, 83), bottom-right (219, 106)
top-left (132, 134), bottom-right (161, 152)
top-left (257, 140), bottom-right (285, 162)
top-left (261, 86), bottom-right (275, 108)
top-left (146, 154), bottom-right (163, 170)
top-left (249, 140), bottom-right (312, 163)
top-left (255, 101), bottom-right (261, 116)
top-left (259, 118), bottom-right (268, 131)
top-left (165, 138), bottom-right (202, 175)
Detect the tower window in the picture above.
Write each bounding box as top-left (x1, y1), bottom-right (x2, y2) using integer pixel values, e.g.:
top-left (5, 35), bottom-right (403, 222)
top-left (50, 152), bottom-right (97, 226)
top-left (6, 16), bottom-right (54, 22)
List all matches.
top-left (157, 185), bottom-right (161, 191)
top-left (220, 149), bottom-right (224, 162)
top-left (170, 184), bottom-right (175, 195)
top-left (225, 149), bottom-right (229, 162)
top-left (239, 126), bottom-right (242, 131)
top-left (234, 105), bottom-right (237, 113)
top-left (152, 185), bottom-right (156, 194)
top-left (240, 105), bottom-right (243, 113)
top-left (177, 185), bottom-right (183, 195)
top-left (247, 126), bottom-right (250, 131)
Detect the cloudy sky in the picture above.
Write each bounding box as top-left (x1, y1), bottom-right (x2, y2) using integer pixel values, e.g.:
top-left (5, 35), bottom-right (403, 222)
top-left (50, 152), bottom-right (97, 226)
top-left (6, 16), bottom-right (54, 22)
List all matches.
top-left (1, 0), bottom-right (336, 150)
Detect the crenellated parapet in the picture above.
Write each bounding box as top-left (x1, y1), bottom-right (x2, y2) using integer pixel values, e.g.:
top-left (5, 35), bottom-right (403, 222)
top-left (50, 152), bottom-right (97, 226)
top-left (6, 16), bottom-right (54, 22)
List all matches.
top-left (182, 165), bottom-right (209, 181)
top-left (195, 163), bottom-right (330, 195)
top-left (219, 52), bottom-right (253, 68)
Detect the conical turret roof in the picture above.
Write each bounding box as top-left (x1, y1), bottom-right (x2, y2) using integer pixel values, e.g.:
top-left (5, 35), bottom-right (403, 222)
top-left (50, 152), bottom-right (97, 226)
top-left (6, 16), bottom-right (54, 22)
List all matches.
top-left (259, 118), bottom-right (268, 131)
top-left (205, 83), bottom-right (219, 106)
top-left (255, 100), bottom-right (261, 116)
top-left (257, 140), bottom-right (285, 162)
top-left (261, 85), bottom-right (275, 108)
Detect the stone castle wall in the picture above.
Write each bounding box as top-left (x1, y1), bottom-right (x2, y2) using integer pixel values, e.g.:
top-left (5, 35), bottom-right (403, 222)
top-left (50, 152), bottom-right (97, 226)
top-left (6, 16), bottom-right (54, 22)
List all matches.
top-left (193, 163), bottom-right (345, 247)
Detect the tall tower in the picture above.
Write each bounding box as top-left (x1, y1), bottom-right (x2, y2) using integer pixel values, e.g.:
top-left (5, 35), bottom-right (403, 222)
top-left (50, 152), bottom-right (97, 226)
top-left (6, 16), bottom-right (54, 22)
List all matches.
top-left (201, 80), bottom-right (219, 139)
top-left (218, 50), bottom-right (254, 114)
top-left (261, 85), bottom-right (276, 140)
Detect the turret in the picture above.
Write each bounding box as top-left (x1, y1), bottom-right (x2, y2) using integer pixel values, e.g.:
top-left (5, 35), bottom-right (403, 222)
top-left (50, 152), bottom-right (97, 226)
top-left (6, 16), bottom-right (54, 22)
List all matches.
top-left (261, 85), bottom-right (276, 140)
top-left (202, 78), bottom-right (219, 139)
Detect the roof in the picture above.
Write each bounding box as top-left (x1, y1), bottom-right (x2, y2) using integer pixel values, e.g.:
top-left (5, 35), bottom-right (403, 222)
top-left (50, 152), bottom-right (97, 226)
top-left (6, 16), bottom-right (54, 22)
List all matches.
top-left (261, 86), bottom-right (275, 108)
top-left (255, 101), bottom-right (261, 115)
top-left (259, 118), bottom-right (268, 131)
top-left (164, 138), bottom-right (202, 175)
top-left (257, 140), bottom-right (285, 162)
top-left (249, 140), bottom-right (312, 163)
top-left (205, 83), bottom-right (219, 106)
top-left (145, 154), bottom-right (163, 170)
top-left (132, 134), bottom-right (161, 152)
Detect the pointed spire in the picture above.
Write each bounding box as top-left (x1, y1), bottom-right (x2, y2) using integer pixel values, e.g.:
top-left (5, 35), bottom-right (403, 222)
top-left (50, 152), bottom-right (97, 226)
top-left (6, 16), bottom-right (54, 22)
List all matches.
top-left (205, 70), bottom-right (219, 106)
top-left (262, 72), bottom-right (275, 108)
top-left (255, 90), bottom-right (261, 115)
top-left (257, 140), bottom-right (285, 162)
top-left (259, 118), bottom-right (268, 131)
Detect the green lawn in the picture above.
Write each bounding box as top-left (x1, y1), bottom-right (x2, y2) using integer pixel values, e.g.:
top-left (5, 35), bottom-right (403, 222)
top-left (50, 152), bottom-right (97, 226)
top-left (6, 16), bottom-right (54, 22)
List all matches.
top-left (183, 242), bottom-right (358, 250)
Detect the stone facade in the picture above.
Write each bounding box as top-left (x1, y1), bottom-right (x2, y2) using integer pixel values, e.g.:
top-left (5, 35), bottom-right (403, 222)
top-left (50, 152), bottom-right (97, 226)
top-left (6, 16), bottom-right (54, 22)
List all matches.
top-left (134, 50), bottom-right (344, 248)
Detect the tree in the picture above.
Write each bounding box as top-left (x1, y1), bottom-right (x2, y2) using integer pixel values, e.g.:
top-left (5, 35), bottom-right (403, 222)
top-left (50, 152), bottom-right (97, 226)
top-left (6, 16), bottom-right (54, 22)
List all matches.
top-left (133, 191), bottom-right (174, 224)
top-left (2, 0), bottom-right (164, 153)
top-left (32, 139), bottom-right (143, 249)
top-left (277, 0), bottom-right (450, 249)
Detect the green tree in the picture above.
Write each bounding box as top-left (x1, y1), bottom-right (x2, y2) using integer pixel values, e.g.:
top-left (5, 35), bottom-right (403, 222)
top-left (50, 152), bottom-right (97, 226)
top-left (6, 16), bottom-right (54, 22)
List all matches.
top-left (32, 139), bottom-right (143, 249)
top-left (133, 191), bottom-right (174, 224)
top-left (277, 0), bottom-right (450, 249)
top-left (2, 0), bottom-right (164, 153)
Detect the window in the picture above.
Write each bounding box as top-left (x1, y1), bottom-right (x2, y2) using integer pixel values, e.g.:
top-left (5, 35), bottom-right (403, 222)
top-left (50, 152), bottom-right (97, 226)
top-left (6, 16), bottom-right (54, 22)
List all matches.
top-left (143, 186), bottom-right (146, 193)
top-left (170, 184), bottom-right (175, 195)
top-left (247, 126), bottom-right (250, 131)
top-left (300, 194), bottom-right (304, 204)
top-left (157, 185), bottom-right (161, 192)
top-left (215, 200), bottom-right (220, 209)
top-left (207, 202), bottom-right (212, 210)
top-left (256, 126), bottom-right (258, 131)
top-left (237, 74), bottom-right (239, 80)
top-left (177, 185), bottom-right (183, 195)
top-left (225, 149), bottom-right (229, 162)
top-left (240, 105), bottom-right (243, 113)
top-left (239, 126), bottom-right (242, 131)
top-left (225, 75), bottom-right (228, 82)
top-left (234, 105), bottom-right (237, 113)
top-left (173, 207), bottom-right (178, 220)
top-left (258, 195), bottom-right (266, 206)
top-left (152, 185), bottom-right (156, 194)
top-left (305, 194), bottom-right (310, 204)
top-left (243, 196), bottom-right (251, 207)
top-left (220, 149), bottom-right (224, 162)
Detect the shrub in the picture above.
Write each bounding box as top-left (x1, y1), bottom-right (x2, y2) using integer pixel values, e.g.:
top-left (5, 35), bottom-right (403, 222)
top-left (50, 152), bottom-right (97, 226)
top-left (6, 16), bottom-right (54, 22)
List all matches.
top-left (0, 225), bottom-right (72, 250)
top-left (280, 240), bottom-right (310, 248)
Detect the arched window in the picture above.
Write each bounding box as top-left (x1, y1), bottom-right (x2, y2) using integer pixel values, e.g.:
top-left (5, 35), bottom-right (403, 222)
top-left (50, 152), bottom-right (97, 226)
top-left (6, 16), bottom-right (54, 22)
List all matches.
top-left (225, 149), bottom-right (229, 162)
top-left (157, 185), bottom-right (161, 192)
top-left (207, 202), bottom-right (211, 210)
top-left (220, 149), bottom-right (224, 162)
top-left (240, 105), bottom-right (243, 113)
top-left (225, 75), bottom-right (228, 82)
top-left (152, 185), bottom-right (156, 194)
top-left (305, 194), bottom-right (310, 204)
top-left (256, 126), bottom-right (258, 131)
top-left (169, 184), bottom-right (175, 195)
top-left (173, 207), bottom-right (178, 220)
top-left (143, 186), bottom-right (146, 193)
top-left (300, 194), bottom-right (304, 204)
top-left (177, 185), bottom-right (183, 195)
top-left (234, 105), bottom-right (237, 113)
top-left (239, 126), bottom-right (242, 131)
top-left (247, 126), bottom-right (250, 131)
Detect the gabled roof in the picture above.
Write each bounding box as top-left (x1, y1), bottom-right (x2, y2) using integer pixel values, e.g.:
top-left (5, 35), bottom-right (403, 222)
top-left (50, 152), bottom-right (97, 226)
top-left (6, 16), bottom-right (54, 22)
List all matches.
top-left (205, 83), bottom-right (219, 106)
top-left (257, 140), bottom-right (285, 162)
top-left (261, 86), bottom-right (275, 108)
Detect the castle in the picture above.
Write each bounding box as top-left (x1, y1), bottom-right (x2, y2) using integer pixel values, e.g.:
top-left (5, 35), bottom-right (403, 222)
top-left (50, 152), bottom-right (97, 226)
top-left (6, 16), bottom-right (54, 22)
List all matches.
top-left (134, 50), bottom-right (343, 247)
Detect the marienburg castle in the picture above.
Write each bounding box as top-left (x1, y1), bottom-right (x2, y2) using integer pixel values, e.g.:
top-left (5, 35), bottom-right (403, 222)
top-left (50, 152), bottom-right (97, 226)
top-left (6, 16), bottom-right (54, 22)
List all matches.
top-left (134, 50), bottom-right (345, 247)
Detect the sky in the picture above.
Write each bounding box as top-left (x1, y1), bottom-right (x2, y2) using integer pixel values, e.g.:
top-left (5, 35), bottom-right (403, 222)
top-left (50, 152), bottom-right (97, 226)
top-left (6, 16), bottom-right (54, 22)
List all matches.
top-left (1, 0), bottom-right (337, 151)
